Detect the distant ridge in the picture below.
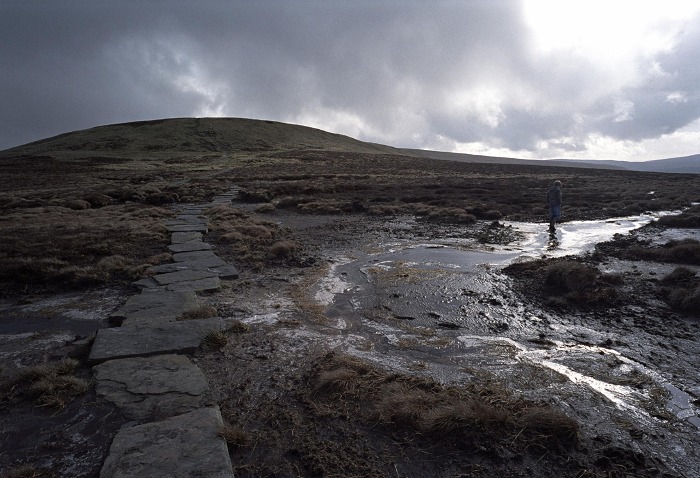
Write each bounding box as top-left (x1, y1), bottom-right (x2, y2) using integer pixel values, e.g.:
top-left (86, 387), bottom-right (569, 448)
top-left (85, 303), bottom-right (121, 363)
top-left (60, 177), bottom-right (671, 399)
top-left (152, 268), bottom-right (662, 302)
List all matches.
top-left (402, 149), bottom-right (700, 174)
top-left (400, 148), bottom-right (627, 171)
top-left (1, 117), bottom-right (697, 174)
top-left (576, 154), bottom-right (700, 174)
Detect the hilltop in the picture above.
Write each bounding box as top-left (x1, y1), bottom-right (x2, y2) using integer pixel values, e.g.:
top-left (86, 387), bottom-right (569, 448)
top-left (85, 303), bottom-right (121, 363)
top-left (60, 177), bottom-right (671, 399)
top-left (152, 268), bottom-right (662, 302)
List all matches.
top-left (0, 117), bottom-right (400, 158)
top-left (4, 117), bottom-right (697, 174)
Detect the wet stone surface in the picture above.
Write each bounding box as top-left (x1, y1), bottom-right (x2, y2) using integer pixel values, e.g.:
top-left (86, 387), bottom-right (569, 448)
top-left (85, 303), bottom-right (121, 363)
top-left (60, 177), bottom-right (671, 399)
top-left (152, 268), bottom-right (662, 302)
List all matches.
top-left (94, 354), bottom-right (213, 421)
top-left (100, 406), bottom-right (232, 478)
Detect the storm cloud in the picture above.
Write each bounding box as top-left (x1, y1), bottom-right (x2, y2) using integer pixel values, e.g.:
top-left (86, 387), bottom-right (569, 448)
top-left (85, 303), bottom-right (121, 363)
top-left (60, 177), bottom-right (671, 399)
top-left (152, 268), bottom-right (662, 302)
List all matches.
top-left (2, 1), bottom-right (699, 160)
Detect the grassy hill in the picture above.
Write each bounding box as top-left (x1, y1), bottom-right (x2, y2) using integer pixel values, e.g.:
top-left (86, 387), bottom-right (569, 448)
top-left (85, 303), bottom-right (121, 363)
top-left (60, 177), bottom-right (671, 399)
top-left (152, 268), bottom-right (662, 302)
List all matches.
top-left (0, 117), bottom-right (402, 158)
top-left (3, 117), bottom-right (698, 174)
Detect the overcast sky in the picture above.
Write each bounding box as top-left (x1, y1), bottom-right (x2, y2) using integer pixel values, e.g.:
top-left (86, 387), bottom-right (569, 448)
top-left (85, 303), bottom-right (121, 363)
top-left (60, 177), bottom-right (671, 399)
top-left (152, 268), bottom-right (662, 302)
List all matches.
top-left (2, 1), bottom-right (700, 161)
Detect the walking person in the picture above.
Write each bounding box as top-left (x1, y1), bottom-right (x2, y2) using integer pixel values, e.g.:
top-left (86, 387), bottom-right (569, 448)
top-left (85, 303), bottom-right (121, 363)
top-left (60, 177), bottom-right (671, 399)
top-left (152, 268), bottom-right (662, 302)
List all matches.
top-left (547, 180), bottom-right (562, 232)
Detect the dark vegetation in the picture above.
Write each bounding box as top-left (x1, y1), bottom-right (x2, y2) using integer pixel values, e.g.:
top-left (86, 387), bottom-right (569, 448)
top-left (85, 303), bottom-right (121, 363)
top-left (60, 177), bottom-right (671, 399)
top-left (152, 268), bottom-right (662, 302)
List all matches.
top-left (203, 204), bottom-right (303, 270)
top-left (1, 358), bottom-right (89, 410)
top-left (2, 119), bottom-right (698, 296)
top-left (657, 204), bottom-right (700, 228)
top-left (592, 208), bottom-right (700, 314)
top-left (660, 267), bottom-right (700, 313)
top-left (214, 350), bottom-right (589, 477)
top-left (231, 150), bottom-right (698, 224)
top-left (2, 119), bottom-right (699, 476)
top-left (504, 259), bottom-right (622, 308)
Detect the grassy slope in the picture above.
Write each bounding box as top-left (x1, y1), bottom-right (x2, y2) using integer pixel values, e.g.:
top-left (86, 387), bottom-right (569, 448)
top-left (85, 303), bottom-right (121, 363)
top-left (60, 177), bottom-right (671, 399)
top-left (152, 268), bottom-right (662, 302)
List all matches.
top-left (0, 117), bottom-right (402, 158)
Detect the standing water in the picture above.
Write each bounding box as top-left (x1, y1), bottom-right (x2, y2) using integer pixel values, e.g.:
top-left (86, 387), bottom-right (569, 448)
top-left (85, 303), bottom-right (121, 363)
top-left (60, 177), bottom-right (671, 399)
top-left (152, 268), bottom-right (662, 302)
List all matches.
top-left (314, 212), bottom-right (700, 429)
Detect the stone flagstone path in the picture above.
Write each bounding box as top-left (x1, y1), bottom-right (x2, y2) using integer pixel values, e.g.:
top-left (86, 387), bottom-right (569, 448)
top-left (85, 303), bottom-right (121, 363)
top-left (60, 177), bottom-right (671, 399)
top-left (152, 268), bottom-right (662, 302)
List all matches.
top-left (90, 187), bottom-right (241, 478)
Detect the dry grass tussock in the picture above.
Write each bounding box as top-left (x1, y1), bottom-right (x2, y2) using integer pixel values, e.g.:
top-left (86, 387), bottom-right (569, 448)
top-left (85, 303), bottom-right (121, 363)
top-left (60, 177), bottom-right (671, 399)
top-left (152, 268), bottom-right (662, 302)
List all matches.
top-left (310, 353), bottom-right (578, 451)
top-left (0, 203), bottom-right (171, 294)
top-left (628, 238), bottom-right (700, 265)
top-left (204, 204), bottom-right (301, 269)
top-left (178, 305), bottom-right (218, 321)
top-left (219, 424), bottom-right (252, 448)
top-left (660, 267), bottom-right (700, 314)
top-left (506, 259), bottom-right (621, 307)
top-left (656, 205), bottom-right (700, 228)
top-left (288, 264), bottom-right (332, 324)
top-left (6, 358), bottom-right (89, 409)
top-left (202, 330), bottom-right (229, 349)
top-left (3, 465), bottom-right (55, 478)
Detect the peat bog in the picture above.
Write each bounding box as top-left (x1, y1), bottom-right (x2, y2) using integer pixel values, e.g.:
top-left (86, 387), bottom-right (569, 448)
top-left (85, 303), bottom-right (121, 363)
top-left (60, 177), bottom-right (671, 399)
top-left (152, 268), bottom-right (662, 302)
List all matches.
top-left (1, 118), bottom-right (700, 477)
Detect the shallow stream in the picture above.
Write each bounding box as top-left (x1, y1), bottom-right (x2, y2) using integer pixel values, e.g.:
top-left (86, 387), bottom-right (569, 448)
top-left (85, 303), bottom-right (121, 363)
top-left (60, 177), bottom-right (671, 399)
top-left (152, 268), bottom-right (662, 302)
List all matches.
top-left (313, 214), bottom-right (700, 432)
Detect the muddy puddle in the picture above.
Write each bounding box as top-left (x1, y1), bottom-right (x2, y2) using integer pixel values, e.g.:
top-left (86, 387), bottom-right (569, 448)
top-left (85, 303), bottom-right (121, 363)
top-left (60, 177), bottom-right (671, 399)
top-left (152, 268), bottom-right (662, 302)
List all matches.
top-left (0, 289), bottom-right (122, 336)
top-left (309, 211), bottom-right (700, 458)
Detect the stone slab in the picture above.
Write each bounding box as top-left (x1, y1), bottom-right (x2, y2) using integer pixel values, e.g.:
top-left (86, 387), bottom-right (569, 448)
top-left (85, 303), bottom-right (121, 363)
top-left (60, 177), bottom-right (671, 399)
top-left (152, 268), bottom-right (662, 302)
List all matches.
top-left (166, 224), bottom-right (208, 233)
top-left (99, 406), bottom-right (233, 478)
top-left (147, 263), bottom-right (186, 274)
top-left (167, 241), bottom-right (212, 253)
top-left (88, 318), bottom-right (225, 363)
top-left (109, 290), bottom-right (199, 326)
top-left (175, 256), bottom-right (227, 268)
top-left (170, 231), bottom-right (202, 244)
top-left (211, 265), bottom-right (240, 279)
top-left (152, 269), bottom-right (218, 286)
top-left (93, 355), bottom-right (211, 421)
top-left (165, 218), bottom-right (208, 227)
top-left (166, 215), bottom-right (208, 223)
top-left (166, 276), bottom-right (221, 292)
top-left (149, 262), bottom-right (235, 278)
top-left (172, 250), bottom-right (219, 263)
top-left (176, 214), bottom-right (208, 221)
top-left (131, 277), bottom-right (160, 290)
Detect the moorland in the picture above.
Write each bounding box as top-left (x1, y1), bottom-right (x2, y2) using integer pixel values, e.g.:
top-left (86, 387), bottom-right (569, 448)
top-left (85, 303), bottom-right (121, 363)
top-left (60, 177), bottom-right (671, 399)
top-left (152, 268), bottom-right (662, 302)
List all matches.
top-left (1, 118), bottom-right (700, 477)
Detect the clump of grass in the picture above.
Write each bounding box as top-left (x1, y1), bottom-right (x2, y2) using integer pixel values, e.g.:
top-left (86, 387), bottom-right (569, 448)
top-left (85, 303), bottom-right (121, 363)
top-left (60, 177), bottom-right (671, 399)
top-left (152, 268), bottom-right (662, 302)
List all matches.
top-left (28, 375), bottom-right (90, 409)
top-left (425, 207), bottom-right (477, 224)
top-left (310, 353), bottom-right (578, 451)
top-left (268, 240), bottom-right (300, 260)
top-left (219, 424), bottom-right (252, 448)
top-left (254, 203), bottom-right (276, 213)
top-left (657, 210), bottom-right (700, 228)
top-left (656, 267), bottom-right (700, 314)
top-left (145, 252), bottom-right (172, 265)
top-left (179, 305), bottom-right (219, 321)
top-left (202, 330), bottom-right (228, 349)
top-left (660, 266), bottom-right (697, 285)
top-left (84, 193), bottom-right (112, 208)
top-left (298, 200), bottom-right (345, 214)
top-left (666, 285), bottom-right (700, 313)
top-left (626, 238), bottom-right (700, 265)
top-left (205, 204), bottom-right (294, 269)
top-left (545, 261), bottom-right (598, 293)
top-left (227, 319), bottom-right (250, 334)
top-left (537, 260), bottom-right (621, 306)
top-left (13, 358), bottom-right (89, 409)
top-left (3, 465), bottom-right (55, 478)
top-left (64, 199), bottom-right (91, 210)
top-left (236, 224), bottom-right (274, 239)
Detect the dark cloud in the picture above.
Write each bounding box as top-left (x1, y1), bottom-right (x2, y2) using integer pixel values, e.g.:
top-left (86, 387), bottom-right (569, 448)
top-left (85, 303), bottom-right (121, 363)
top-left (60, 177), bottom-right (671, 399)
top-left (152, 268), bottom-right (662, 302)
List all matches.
top-left (1, 1), bottom-right (700, 158)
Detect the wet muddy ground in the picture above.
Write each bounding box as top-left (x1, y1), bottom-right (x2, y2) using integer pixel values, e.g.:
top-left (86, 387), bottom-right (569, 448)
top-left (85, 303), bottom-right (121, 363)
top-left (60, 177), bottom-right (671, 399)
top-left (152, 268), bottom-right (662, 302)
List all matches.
top-left (197, 207), bottom-right (700, 477)
top-left (2, 205), bottom-right (699, 477)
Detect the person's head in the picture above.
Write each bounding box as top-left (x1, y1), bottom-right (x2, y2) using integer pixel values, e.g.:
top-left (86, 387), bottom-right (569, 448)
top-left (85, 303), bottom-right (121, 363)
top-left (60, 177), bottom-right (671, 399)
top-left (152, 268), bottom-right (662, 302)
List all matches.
top-left (553, 180), bottom-right (561, 188)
